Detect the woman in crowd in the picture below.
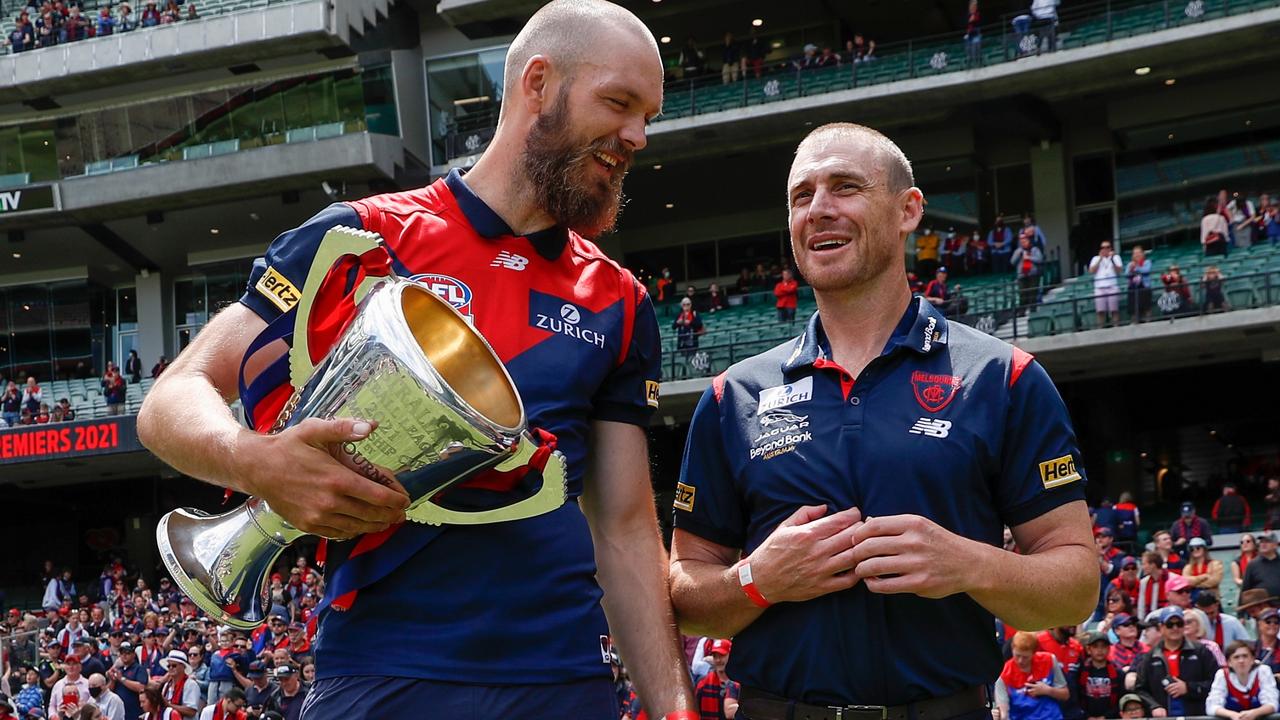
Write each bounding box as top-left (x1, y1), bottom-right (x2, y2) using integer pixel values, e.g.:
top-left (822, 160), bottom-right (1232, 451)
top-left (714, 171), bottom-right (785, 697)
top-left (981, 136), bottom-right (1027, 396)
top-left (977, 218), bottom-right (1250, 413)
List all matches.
top-left (1183, 538), bottom-right (1224, 596)
top-left (1203, 197), bottom-right (1231, 257)
top-left (1185, 607), bottom-right (1228, 667)
top-left (138, 686), bottom-right (182, 720)
top-left (1254, 608), bottom-right (1280, 674)
top-left (1206, 641), bottom-right (1277, 720)
top-left (1094, 587), bottom-right (1135, 634)
top-left (1233, 535), bottom-right (1258, 589)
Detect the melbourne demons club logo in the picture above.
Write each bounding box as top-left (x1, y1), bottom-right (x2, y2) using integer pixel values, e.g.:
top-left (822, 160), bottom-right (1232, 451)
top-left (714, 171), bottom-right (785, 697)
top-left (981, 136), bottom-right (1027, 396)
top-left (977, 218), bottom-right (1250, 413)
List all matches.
top-left (910, 370), bottom-right (961, 413)
top-left (408, 274), bottom-right (473, 320)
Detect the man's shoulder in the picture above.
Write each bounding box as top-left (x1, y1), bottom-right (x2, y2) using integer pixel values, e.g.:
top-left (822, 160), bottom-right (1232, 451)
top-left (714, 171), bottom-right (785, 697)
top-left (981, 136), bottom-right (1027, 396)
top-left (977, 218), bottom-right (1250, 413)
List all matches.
top-left (565, 233), bottom-right (642, 292)
top-left (346, 182), bottom-right (449, 225)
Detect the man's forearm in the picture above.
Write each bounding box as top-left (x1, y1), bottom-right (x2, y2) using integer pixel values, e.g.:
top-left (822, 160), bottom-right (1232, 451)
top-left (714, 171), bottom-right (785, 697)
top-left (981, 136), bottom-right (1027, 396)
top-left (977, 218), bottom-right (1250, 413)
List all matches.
top-left (137, 368), bottom-right (258, 494)
top-left (669, 558), bottom-right (763, 639)
top-left (966, 539), bottom-right (1096, 629)
top-left (596, 522), bottom-right (693, 716)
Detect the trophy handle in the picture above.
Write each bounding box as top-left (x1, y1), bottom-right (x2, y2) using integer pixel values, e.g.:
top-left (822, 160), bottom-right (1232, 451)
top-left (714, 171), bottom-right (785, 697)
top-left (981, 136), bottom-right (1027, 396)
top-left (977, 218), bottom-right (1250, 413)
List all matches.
top-left (290, 226), bottom-right (388, 388)
top-left (411, 432), bottom-right (569, 526)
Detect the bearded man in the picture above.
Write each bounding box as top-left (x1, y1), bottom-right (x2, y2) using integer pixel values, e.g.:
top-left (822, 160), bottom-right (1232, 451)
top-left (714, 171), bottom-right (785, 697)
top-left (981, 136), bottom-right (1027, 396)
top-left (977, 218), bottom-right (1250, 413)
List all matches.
top-left (137, 1), bottom-right (696, 718)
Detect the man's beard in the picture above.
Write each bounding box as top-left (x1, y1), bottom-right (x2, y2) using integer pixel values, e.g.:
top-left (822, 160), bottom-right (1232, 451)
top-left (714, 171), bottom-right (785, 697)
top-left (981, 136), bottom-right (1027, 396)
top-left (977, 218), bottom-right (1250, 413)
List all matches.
top-left (520, 89), bottom-right (630, 239)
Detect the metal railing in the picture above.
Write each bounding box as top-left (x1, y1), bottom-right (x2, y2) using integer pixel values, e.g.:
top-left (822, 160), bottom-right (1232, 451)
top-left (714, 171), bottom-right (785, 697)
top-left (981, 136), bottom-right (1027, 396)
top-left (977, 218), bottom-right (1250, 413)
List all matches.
top-left (658, 265), bottom-right (1280, 381)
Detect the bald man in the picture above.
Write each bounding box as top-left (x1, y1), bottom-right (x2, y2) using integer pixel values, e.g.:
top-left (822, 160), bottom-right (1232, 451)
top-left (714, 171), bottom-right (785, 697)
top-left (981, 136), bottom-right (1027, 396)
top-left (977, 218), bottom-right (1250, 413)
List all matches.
top-left (138, 1), bottom-right (696, 718)
top-left (668, 123), bottom-right (1096, 719)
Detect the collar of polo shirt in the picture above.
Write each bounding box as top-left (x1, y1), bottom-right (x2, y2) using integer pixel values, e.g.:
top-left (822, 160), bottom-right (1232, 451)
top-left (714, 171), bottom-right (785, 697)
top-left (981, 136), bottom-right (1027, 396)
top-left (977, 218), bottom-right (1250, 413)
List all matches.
top-left (781, 296), bottom-right (949, 375)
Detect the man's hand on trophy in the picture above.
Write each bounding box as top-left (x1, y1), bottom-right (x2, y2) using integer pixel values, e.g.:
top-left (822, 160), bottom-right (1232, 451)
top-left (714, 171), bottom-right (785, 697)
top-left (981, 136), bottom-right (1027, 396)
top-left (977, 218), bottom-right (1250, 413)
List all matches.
top-left (245, 417), bottom-right (410, 538)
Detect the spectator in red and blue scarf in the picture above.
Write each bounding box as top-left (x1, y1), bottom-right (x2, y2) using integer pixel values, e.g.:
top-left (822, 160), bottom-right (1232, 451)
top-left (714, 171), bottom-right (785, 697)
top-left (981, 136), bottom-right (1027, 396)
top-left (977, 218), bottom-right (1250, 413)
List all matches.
top-left (1170, 502), bottom-right (1213, 552)
top-left (694, 640), bottom-right (739, 720)
top-left (1108, 614), bottom-right (1148, 673)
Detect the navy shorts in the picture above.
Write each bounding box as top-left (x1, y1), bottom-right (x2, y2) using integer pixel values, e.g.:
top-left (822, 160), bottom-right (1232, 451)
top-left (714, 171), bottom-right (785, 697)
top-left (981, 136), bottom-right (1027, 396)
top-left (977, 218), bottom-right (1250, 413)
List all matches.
top-left (300, 676), bottom-right (619, 720)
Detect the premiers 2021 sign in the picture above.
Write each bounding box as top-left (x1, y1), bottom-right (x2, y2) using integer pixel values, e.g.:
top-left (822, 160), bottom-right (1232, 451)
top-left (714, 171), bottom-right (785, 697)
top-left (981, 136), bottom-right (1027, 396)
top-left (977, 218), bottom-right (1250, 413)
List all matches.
top-left (0, 416), bottom-right (144, 464)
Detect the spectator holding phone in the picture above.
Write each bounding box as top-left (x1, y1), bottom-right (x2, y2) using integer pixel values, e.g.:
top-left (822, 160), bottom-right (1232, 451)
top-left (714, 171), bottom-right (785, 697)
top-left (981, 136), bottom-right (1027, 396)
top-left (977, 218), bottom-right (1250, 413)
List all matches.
top-left (48, 655), bottom-right (89, 720)
top-left (1087, 241), bottom-right (1123, 327)
top-left (995, 631), bottom-right (1070, 720)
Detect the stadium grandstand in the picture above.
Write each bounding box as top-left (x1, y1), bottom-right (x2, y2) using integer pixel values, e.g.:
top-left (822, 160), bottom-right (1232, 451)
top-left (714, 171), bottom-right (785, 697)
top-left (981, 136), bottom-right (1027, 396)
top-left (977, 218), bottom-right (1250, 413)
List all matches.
top-left (1, 0), bottom-right (1279, 716)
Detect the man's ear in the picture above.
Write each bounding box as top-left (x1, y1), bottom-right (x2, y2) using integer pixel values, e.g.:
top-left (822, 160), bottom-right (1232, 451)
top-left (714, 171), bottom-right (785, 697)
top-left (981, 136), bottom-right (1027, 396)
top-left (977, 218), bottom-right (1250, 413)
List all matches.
top-left (900, 188), bottom-right (924, 236)
top-left (520, 55), bottom-right (551, 114)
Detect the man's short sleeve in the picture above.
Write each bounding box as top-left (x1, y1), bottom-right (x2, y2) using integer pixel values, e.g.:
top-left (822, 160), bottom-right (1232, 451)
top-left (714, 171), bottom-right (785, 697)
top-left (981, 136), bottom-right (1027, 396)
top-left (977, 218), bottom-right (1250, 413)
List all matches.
top-left (673, 386), bottom-right (746, 549)
top-left (590, 281), bottom-right (661, 426)
top-left (238, 203), bottom-right (363, 323)
top-left (998, 355), bottom-right (1087, 527)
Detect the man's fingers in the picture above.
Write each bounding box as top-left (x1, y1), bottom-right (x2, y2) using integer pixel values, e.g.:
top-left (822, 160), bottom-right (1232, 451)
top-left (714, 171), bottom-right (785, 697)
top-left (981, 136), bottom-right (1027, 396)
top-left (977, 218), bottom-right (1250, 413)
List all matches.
top-left (851, 554), bottom-right (910, 581)
top-left (780, 504), bottom-right (829, 528)
top-left (326, 490), bottom-right (406, 527)
top-left (818, 521), bottom-right (863, 556)
top-left (864, 573), bottom-right (917, 595)
top-left (291, 417), bottom-right (377, 447)
top-left (851, 514), bottom-right (918, 544)
top-left (848, 535), bottom-right (908, 567)
top-left (807, 507), bottom-right (863, 538)
top-left (332, 470), bottom-right (410, 513)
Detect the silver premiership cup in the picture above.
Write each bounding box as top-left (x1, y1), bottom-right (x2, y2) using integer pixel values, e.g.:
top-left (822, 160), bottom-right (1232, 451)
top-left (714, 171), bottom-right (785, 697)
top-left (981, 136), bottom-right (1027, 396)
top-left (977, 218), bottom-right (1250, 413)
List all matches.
top-left (156, 228), bottom-right (567, 630)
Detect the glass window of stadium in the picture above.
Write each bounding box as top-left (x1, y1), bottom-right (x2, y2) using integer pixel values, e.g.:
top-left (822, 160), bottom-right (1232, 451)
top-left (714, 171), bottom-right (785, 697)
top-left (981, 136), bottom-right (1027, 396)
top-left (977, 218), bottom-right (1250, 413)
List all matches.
top-left (0, 282), bottom-right (109, 384)
top-left (1, 65), bottom-right (396, 180)
top-left (174, 260), bottom-right (255, 352)
top-left (425, 47), bottom-right (508, 166)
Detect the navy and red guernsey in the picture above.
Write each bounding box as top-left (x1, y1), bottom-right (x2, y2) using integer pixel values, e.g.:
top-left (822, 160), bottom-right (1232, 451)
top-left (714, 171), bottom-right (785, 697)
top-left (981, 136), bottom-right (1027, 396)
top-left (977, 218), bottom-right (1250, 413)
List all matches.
top-left (673, 297), bottom-right (1087, 706)
top-left (238, 169), bottom-right (661, 683)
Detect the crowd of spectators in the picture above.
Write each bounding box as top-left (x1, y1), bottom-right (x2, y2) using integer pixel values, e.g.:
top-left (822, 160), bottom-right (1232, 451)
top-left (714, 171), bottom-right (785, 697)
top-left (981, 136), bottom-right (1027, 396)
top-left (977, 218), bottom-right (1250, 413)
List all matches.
top-left (3, 0), bottom-right (200, 54)
top-left (2, 556), bottom-right (318, 720)
top-left (0, 353), bottom-right (169, 428)
top-left (0, 379), bottom-right (77, 429)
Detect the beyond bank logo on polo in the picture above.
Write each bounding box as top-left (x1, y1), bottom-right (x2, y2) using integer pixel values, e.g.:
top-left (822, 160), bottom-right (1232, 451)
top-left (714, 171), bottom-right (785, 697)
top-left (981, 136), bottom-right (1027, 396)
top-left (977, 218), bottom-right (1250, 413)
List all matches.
top-left (757, 377), bottom-right (813, 415)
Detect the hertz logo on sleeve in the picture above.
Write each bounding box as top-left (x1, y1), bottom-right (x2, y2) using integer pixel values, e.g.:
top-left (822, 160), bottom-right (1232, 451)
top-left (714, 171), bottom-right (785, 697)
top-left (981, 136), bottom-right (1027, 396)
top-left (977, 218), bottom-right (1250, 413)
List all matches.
top-left (1039, 454), bottom-right (1081, 489)
top-left (255, 267), bottom-right (301, 313)
top-left (673, 482), bottom-right (696, 512)
top-left (645, 380), bottom-right (660, 408)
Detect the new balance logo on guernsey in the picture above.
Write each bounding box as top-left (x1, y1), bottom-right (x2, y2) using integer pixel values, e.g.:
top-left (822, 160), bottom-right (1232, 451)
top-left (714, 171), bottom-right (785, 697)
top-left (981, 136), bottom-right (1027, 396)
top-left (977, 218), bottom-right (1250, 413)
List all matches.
top-left (908, 418), bottom-right (952, 438)
top-left (490, 251), bottom-right (529, 271)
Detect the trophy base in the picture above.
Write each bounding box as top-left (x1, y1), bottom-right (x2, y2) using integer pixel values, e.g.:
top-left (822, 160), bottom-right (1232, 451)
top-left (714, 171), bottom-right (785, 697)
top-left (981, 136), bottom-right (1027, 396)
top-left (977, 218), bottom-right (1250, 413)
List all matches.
top-left (157, 499), bottom-right (298, 631)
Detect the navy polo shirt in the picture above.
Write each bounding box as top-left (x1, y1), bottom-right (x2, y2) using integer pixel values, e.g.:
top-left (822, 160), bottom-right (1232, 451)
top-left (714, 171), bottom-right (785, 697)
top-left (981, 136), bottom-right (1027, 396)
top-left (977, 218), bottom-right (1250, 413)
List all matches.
top-left (674, 296), bottom-right (1086, 706)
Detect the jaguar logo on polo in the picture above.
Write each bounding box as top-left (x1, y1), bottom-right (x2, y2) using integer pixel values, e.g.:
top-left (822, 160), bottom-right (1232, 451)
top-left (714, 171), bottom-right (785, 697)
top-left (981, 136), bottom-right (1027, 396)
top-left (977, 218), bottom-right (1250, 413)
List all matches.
top-left (408, 274), bottom-right (474, 320)
top-left (760, 411), bottom-right (806, 427)
top-left (756, 377), bottom-right (813, 415)
top-left (1039, 454), bottom-right (1082, 489)
top-left (529, 292), bottom-right (608, 349)
top-left (910, 370), bottom-right (961, 413)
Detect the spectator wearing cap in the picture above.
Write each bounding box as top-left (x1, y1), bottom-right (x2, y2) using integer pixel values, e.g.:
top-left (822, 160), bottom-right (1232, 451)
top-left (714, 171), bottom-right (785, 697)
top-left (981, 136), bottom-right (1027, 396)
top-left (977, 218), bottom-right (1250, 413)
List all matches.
top-left (1094, 527), bottom-right (1128, 619)
top-left (195, 687), bottom-right (245, 720)
top-left (281, 624), bottom-right (308, 660)
top-left (39, 642), bottom-right (65, 692)
top-left (994, 631), bottom-right (1070, 720)
top-left (250, 610), bottom-right (287, 658)
top-left (1112, 557), bottom-right (1140, 606)
top-left (1252, 608), bottom-right (1280, 674)
top-left (106, 641), bottom-right (148, 720)
top-left (1118, 693), bottom-right (1147, 718)
top-left (1171, 502), bottom-right (1214, 551)
top-left (240, 663), bottom-right (277, 716)
top-left (1108, 614), bottom-right (1148, 673)
top-left (267, 666), bottom-right (305, 720)
top-left (1078, 632), bottom-right (1120, 720)
top-left (693, 639), bottom-right (739, 720)
top-left (1184, 538), bottom-right (1224, 596)
top-left (1182, 608), bottom-right (1227, 667)
top-left (15, 668), bottom-right (44, 716)
top-left (1197, 592), bottom-right (1249, 650)
top-left (112, 605), bottom-right (142, 638)
top-left (48, 654), bottom-right (90, 720)
top-left (72, 639), bottom-right (108, 679)
top-left (1138, 551), bottom-right (1170, 620)
top-left (1129, 606), bottom-right (1219, 717)
top-left (1212, 484), bottom-right (1252, 534)
top-left (158, 650), bottom-right (201, 718)
top-left (137, 631), bottom-right (163, 676)
top-left (1243, 533), bottom-right (1280, 599)
top-left (1205, 641), bottom-right (1277, 720)
top-left (1039, 626), bottom-right (1085, 720)
top-left (87, 673), bottom-right (124, 720)
top-left (1164, 573), bottom-right (1194, 614)
top-left (923, 267), bottom-right (960, 317)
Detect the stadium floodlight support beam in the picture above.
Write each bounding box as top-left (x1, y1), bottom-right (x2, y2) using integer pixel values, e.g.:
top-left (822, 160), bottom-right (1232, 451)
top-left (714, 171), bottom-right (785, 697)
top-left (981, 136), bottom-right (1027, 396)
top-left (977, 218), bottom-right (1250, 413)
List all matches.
top-left (1029, 142), bottom-right (1072, 277)
top-left (135, 271), bottom-right (175, 376)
